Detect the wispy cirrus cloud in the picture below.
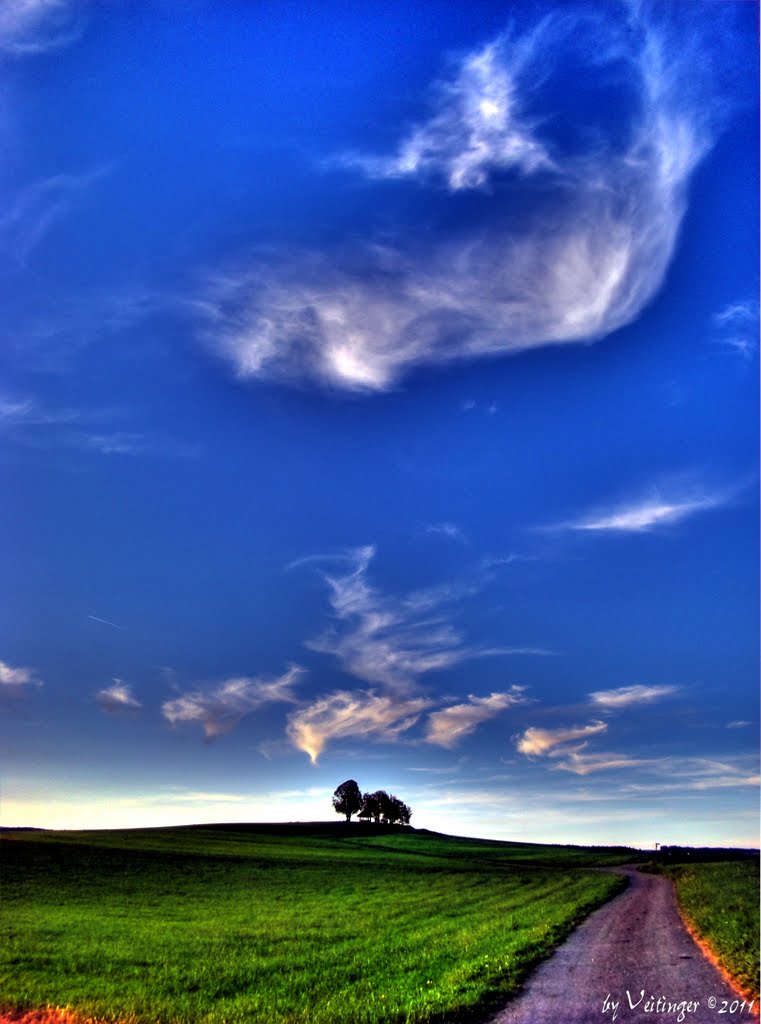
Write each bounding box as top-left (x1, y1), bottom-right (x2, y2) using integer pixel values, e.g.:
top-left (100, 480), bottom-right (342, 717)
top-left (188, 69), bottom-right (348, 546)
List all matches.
top-left (287, 689), bottom-right (432, 764)
top-left (81, 432), bottom-right (198, 459)
top-left (424, 521), bottom-right (467, 543)
top-left (621, 756), bottom-right (760, 792)
top-left (299, 545), bottom-right (531, 692)
top-left (335, 32), bottom-right (553, 189)
top-left (0, 391), bottom-right (197, 460)
top-left (515, 721), bottom-right (660, 777)
top-left (712, 299), bottom-right (759, 362)
top-left (95, 681), bottom-right (142, 714)
top-left (553, 484), bottom-right (728, 533)
top-left (515, 720), bottom-right (607, 756)
top-left (162, 666), bottom-right (304, 739)
top-left (0, 169), bottom-right (109, 265)
top-left (549, 747), bottom-right (654, 776)
top-left (199, 6), bottom-right (729, 392)
top-left (589, 685), bottom-right (678, 708)
top-left (515, 707), bottom-right (758, 780)
top-left (0, 393), bottom-right (80, 431)
top-left (425, 688), bottom-right (528, 749)
top-left (0, 0), bottom-right (84, 55)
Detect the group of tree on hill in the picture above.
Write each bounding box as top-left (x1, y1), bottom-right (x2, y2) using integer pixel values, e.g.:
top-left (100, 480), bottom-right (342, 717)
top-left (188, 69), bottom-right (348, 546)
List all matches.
top-left (332, 779), bottom-right (412, 826)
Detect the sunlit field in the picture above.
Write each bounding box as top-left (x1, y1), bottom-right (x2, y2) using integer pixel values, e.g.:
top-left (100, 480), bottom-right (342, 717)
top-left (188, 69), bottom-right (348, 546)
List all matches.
top-left (1, 824), bottom-right (632, 1024)
top-left (663, 859), bottom-right (760, 1001)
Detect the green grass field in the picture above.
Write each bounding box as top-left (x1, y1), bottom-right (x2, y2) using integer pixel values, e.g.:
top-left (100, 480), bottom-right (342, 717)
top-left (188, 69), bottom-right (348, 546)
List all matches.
top-left (663, 860), bottom-right (760, 1001)
top-left (0, 823), bottom-right (632, 1024)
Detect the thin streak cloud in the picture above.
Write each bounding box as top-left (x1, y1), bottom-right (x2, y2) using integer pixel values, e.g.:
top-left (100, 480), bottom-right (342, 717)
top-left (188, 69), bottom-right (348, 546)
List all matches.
top-left (555, 487), bottom-right (728, 533)
top-left (549, 747), bottom-right (654, 776)
top-left (0, 169), bottom-right (109, 265)
top-left (88, 614), bottom-right (126, 631)
top-left (589, 685), bottom-right (677, 708)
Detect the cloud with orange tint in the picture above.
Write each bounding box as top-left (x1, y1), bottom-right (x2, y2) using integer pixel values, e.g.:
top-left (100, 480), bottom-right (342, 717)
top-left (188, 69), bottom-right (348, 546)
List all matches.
top-left (286, 689), bottom-right (432, 764)
top-left (95, 680), bottom-right (142, 714)
top-left (425, 688), bottom-right (527, 748)
top-left (0, 657), bottom-right (42, 698)
top-left (515, 720), bottom-right (607, 756)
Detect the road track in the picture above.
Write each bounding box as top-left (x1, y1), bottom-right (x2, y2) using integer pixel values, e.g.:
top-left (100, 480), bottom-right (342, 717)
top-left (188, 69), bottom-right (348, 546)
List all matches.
top-left (489, 867), bottom-right (756, 1024)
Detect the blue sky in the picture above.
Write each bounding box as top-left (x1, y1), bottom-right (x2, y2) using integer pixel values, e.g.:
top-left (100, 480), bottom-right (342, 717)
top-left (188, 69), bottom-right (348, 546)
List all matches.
top-left (0, 0), bottom-right (758, 848)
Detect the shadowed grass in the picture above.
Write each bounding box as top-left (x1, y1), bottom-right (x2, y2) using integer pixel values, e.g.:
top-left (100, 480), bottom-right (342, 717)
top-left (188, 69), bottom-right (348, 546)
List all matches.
top-left (1, 824), bottom-right (631, 1024)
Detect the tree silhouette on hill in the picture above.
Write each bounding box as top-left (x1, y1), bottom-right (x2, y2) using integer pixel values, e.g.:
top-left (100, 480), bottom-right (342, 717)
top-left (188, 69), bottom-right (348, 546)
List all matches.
top-left (333, 782), bottom-right (411, 825)
top-left (332, 779), bottom-right (363, 821)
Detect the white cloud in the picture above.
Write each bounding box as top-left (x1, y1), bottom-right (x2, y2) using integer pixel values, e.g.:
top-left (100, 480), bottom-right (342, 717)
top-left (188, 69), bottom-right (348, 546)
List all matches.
top-left (516, 714), bottom-right (759, 781)
top-left (0, 658), bottom-right (41, 690)
top-left (515, 717), bottom-right (674, 777)
top-left (95, 681), bottom-right (142, 714)
top-left (712, 299), bottom-right (758, 362)
top-left (558, 488), bottom-right (726, 533)
top-left (727, 720), bottom-right (753, 729)
top-left (425, 688), bottom-right (527, 748)
top-left (199, 7), bottom-right (724, 392)
top-left (162, 666), bottom-right (304, 739)
top-left (287, 689), bottom-right (432, 764)
top-left (0, 0), bottom-right (84, 55)
top-left (515, 720), bottom-right (607, 756)
top-left (589, 684), bottom-right (677, 708)
top-left (336, 34), bottom-right (553, 189)
top-left (302, 546), bottom-right (510, 692)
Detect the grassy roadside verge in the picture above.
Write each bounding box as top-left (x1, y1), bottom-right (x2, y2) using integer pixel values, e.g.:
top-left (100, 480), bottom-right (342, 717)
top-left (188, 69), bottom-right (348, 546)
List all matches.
top-left (1, 825), bottom-right (630, 1024)
top-left (647, 859), bottom-right (759, 1001)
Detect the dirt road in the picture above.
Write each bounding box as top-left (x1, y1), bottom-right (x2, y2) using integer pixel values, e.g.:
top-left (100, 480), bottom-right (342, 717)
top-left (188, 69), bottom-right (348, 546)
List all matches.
top-left (489, 867), bottom-right (756, 1024)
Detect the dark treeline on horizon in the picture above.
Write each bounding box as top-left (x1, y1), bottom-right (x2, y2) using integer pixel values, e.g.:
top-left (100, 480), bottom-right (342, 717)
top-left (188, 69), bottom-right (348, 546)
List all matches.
top-left (332, 779), bottom-right (412, 825)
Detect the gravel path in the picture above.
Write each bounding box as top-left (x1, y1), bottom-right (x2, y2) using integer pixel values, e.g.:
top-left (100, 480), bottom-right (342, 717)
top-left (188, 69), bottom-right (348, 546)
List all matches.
top-left (489, 867), bottom-right (756, 1024)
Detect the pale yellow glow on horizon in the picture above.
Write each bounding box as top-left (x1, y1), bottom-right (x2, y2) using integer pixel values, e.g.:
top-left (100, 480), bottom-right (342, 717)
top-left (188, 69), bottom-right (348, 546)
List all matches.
top-left (2, 790), bottom-right (758, 851)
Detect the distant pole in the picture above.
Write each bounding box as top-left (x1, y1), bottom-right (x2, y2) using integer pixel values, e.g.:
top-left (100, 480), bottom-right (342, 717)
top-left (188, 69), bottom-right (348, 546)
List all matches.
top-left (655, 843), bottom-right (660, 851)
